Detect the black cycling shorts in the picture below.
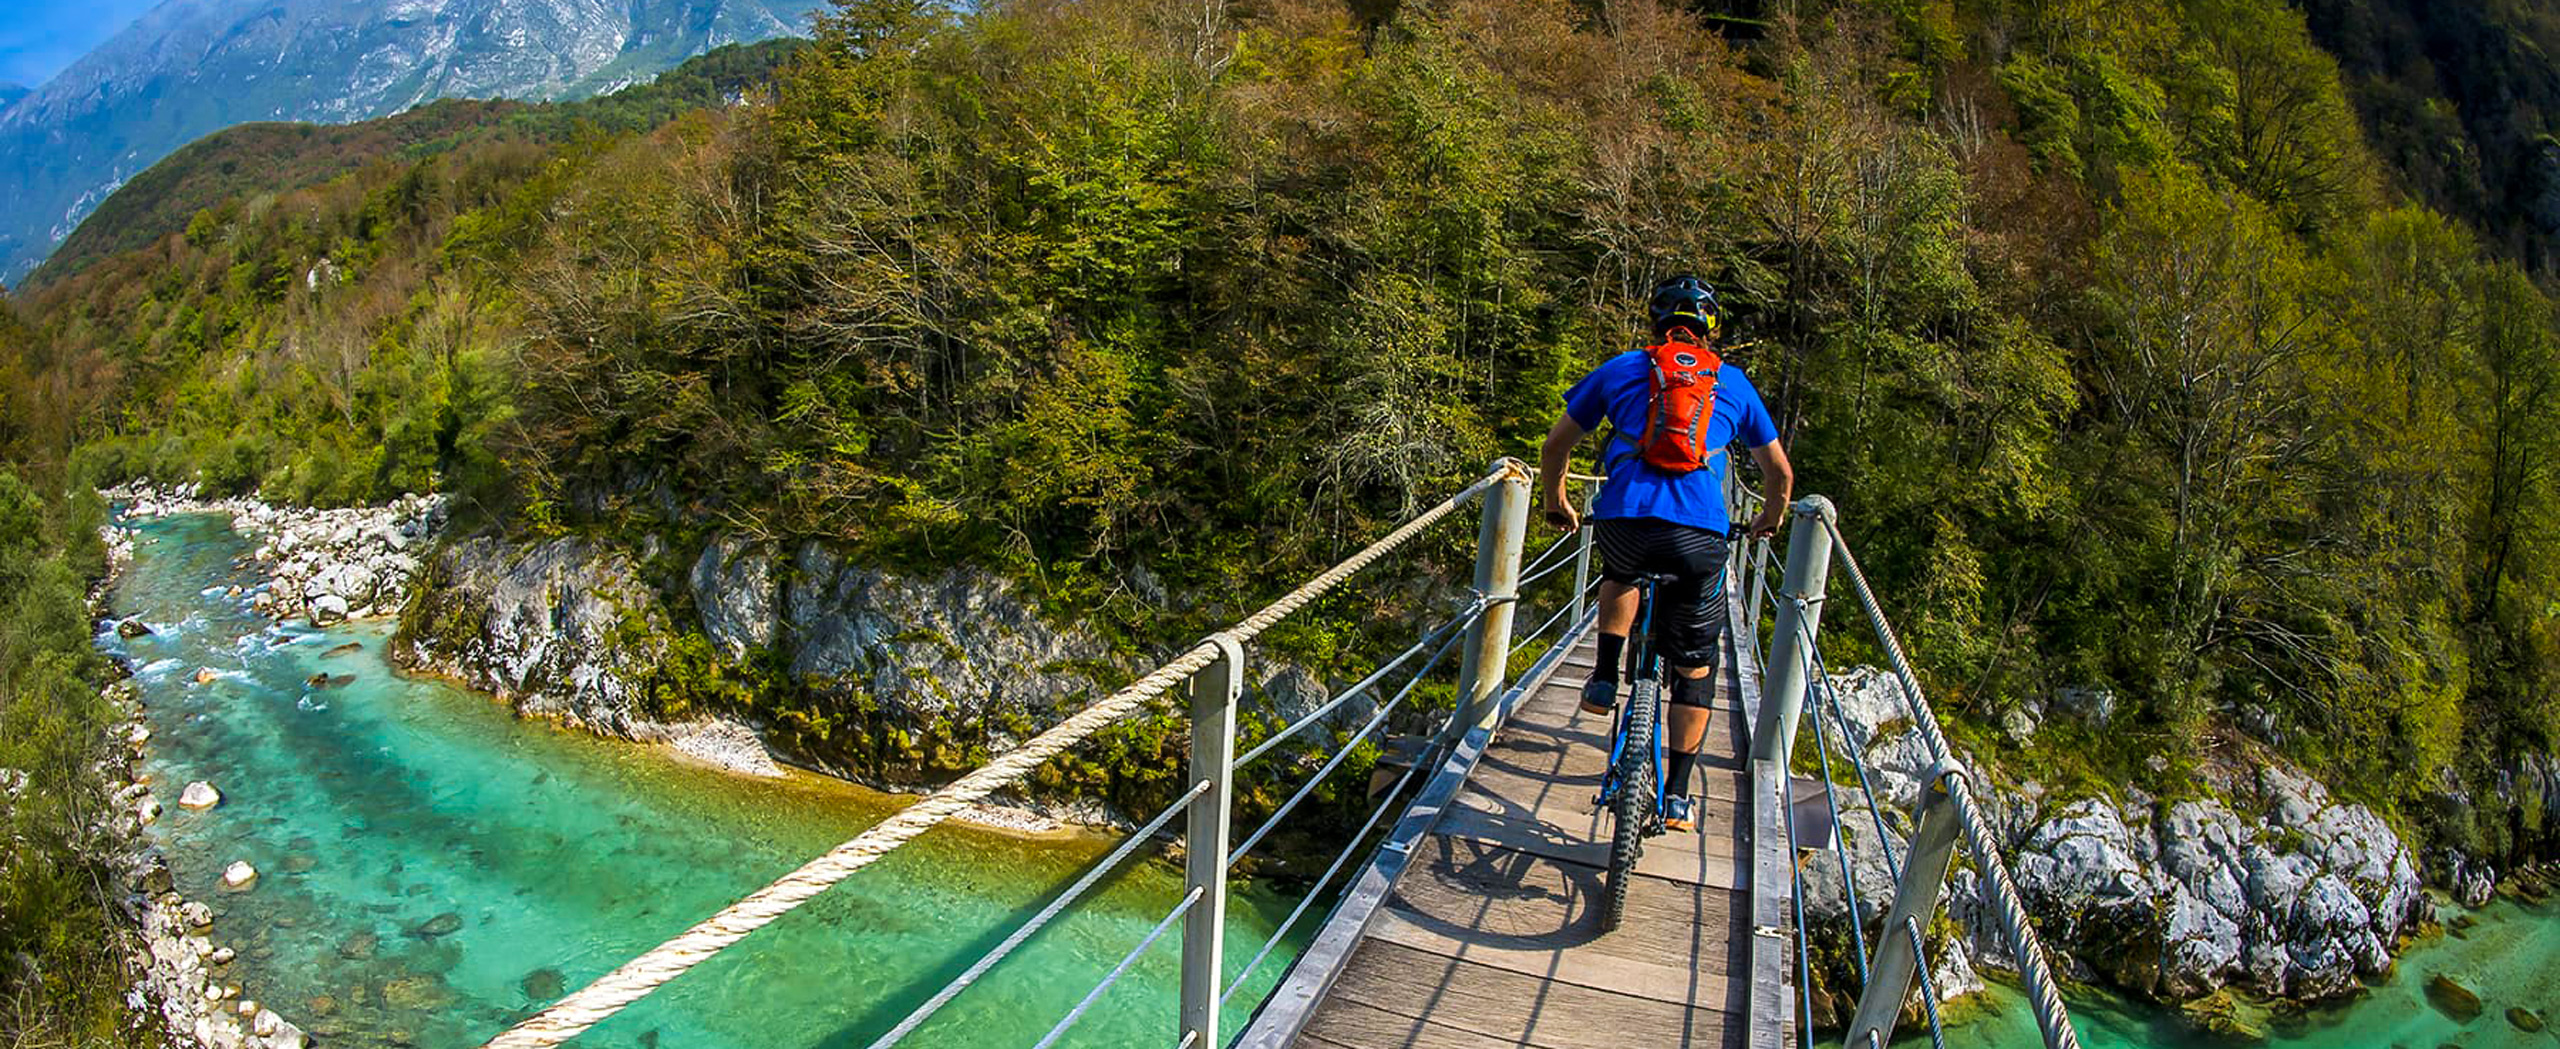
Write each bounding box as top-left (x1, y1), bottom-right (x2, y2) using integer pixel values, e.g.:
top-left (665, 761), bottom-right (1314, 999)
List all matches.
top-left (1594, 517), bottom-right (1729, 674)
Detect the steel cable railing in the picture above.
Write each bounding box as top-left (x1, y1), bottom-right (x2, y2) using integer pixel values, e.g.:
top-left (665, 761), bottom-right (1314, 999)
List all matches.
top-left (1814, 515), bottom-right (2079, 1049)
top-left (1032, 887), bottom-right (1205, 1049)
top-left (863, 780), bottom-right (1216, 1049)
top-left (1217, 749), bottom-right (1425, 1008)
top-left (1233, 599), bottom-right (1487, 771)
top-left (1509, 559), bottom-right (1605, 662)
top-left (1784, 601), bottom-right (1947, 1049)
top-left (1514, 527), bottom-right (1583, 590)
top-left (1226, 608), bottom-right (1475, 867)
top-left (1736, 500), bottom-right (2078, 1049)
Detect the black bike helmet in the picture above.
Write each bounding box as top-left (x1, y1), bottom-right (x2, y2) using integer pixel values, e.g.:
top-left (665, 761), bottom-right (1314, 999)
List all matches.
top-left (1648, 274), bottom-right (1722, 339)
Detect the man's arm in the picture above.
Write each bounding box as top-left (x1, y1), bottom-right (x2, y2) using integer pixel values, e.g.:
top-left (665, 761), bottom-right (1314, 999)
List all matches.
top-left (1538, 413), bottom-right (1586, 532)
top-left (1745, 439), bottom-right (1793, 537)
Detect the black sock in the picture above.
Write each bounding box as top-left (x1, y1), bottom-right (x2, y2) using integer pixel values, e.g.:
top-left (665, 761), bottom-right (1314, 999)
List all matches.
top-left (1667, 750), bottom-right (1698, 797)
top-left (1595, 633), bottom-right (1625, 684)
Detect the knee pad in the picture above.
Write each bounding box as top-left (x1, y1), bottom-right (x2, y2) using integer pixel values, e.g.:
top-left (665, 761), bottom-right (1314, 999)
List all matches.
top-left (1670, 673), bottom-right (1715, 709)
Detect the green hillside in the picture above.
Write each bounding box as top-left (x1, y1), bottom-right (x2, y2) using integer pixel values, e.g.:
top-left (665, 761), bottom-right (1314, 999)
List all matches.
top-left (24, 39), bottom-right (810, 291)
top-left (7, 0), bottom-right (2560, 1033)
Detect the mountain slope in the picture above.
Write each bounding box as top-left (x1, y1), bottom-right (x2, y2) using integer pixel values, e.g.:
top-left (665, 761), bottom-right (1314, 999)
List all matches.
top-left (27, 40), bottom-right (805, 289)
top-left (0, 0), bottom-right (812, 286)
top-left (2300, 0), bottom-right (2560, 266)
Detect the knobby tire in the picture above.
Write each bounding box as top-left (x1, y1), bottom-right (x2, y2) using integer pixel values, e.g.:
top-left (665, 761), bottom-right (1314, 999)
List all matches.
top-left (1602, 678), bottom-right (1657, 932)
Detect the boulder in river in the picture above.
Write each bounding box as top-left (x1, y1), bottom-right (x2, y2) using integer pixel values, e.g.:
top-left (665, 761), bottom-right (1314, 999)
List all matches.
top-left (310, 593), bottom-right (350, 625)
top-left (521, 967), bottom-right (566, 1001)
top-left (2512, 1007), bottom-right (2546, 1033)
top-left (117, 618), bottom-right (153, 638)
top-left (381, 974), bottom-right (455, 1011)
top-left (221, 861), bottom-right (258, 891)
top-left (2425, 973), bottom-right (2483, 1021)
top-left (179, 781), bottom-right (222, 810)
top-left (408, 911), bottom-right (463, 938)
top-left (194, 667), bottom-right (218, 684)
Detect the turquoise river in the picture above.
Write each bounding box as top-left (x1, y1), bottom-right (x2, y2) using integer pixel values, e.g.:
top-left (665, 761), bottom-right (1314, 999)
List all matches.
top-left (105, 512), bottom-right (1302, 1048)
top-left (103, 511), bottom-right (2560, 1048)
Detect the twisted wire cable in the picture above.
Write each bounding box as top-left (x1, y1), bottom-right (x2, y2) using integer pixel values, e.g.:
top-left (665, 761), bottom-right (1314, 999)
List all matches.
top-left (1816, 516), bottom-right (2081, 1049)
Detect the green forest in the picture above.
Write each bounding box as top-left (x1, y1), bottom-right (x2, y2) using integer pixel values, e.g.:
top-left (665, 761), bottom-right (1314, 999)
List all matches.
top-left (7, 0), bottom-right (2560, 1036)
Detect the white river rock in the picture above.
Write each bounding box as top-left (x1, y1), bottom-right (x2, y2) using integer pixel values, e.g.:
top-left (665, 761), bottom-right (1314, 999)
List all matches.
top-left (179, 780), bottom-right (222, 810)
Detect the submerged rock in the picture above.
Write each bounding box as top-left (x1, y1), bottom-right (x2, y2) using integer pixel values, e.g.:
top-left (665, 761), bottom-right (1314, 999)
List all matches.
top-left (2511, 1007), bottom-right (2545, 1032)
top-left (336, 931), bottom-right (377, 960)
top-left (322, 641), bottom-right (361, 658)
top-left (2425, 973), bottom-right (2483, 1021)
top-left (408, 912), bottom-right (463, 939)
top-left (381, 974), bottom-right (455, 1011)
top-left (521, 967), bottom-right (566, 1001)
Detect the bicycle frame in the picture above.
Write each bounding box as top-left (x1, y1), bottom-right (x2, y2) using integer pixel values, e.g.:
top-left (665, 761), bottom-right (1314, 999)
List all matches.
top-left (1595, 578), bottom-right (1668, 819)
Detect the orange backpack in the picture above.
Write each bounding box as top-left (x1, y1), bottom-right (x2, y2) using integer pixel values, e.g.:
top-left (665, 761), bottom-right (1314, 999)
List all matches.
top-left (1631, 336), bottom-right (1723, 473)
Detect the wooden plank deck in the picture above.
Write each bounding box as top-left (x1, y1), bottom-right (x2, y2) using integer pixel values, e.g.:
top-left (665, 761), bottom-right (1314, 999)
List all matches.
top-left (1291, 618), bottom-right (1786, 1049)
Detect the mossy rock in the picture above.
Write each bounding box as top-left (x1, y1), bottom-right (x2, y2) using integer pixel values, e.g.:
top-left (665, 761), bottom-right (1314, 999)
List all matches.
top-left (2179, 989), bottom-right (2270, 1042)
top-left (2510, 1006), bottom-right (2546, 1033)
top-left (2424, 973), bottom-right (2483, 1022)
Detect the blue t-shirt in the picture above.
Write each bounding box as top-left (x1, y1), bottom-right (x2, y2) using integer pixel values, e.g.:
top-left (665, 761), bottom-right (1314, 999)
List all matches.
top-left (1563, 350), bottom-right (1779, 532)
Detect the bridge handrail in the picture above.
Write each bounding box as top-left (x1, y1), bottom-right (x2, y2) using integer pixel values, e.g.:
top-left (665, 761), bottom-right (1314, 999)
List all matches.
top-left (1814, 511), bottom-right (2079, 1049)
top-left (1742, 498), bottom-right (2080, 1049)
top-left (488, 463), bottom-right (1546, 1049)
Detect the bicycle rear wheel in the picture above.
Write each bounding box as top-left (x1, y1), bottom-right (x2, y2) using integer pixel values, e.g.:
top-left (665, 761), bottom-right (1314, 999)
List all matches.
top-left (1601, 677), bottom-right (1658, 932)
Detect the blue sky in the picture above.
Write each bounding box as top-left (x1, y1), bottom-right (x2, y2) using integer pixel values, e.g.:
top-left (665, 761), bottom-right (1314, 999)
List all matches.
top-left (0, 0), bottom-right (164, 88)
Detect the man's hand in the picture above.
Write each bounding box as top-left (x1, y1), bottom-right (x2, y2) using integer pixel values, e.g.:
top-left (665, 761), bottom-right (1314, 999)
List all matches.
top-left (1544, 497), bottom-right (1581, 534)
top-left (1746, 503), bottom-right (1783, 539)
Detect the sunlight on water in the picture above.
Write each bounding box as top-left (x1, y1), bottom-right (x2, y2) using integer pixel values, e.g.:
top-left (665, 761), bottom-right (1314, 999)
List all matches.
top-left (106, 513), bottom-right (1299, 1049)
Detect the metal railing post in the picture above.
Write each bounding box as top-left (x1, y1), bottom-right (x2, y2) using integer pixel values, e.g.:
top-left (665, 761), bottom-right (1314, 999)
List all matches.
top-left (1844, 764), bottom-right (1968, 1049)
top-left (1568, 520), bottom-right (1594, 626)
top-left (1753, 496), bottom-right (1835, 765)
top-left (1181, 633), bottom-right (1246, 1049)
top-left (1449, 459), bottom-right (1533, 738)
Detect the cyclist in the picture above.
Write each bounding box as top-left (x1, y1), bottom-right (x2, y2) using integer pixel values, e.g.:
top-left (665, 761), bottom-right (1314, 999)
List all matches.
top-left (1535, 274), bottom-right (1792, 833)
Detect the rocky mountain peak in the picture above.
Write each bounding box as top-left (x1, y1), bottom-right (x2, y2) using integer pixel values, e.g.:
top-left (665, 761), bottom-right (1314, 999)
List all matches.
top-left (0, 0), bottom-right (809, 285)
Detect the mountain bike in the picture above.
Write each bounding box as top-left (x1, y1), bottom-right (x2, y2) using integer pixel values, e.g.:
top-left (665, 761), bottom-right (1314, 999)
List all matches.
top-left (1593, 572), bottom-right (1676, 933)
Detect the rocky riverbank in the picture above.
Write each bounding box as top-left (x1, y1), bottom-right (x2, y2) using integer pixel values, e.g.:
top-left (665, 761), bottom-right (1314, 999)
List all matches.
top-left (110, 486), bottom-right (1111, 832)
top-left (93, 659), bottom-right (311, 1048)
top-left (1797, 667), bottom-right (2446, 1028)
top-left (106, 482), bottom-right (447, 626)
top-left (392, 530), bottom-right (1178, 829)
